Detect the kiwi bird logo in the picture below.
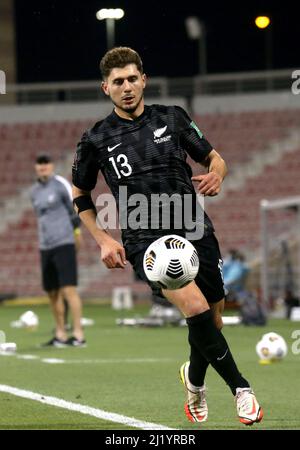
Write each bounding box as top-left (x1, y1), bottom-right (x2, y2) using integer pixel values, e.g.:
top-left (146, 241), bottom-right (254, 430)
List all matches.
top-left (154, 126), bottom-right (167, 138)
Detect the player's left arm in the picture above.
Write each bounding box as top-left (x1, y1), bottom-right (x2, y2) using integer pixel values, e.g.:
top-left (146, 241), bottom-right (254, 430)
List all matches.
top-left (192, 149), bottom-right (227, 196)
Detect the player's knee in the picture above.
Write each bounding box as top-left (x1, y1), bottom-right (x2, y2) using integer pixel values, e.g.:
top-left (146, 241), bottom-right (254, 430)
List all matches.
top-left (163, 283), bottom-right (209, 317)
top-left (174, 292), bottom-right (209, 317)
top-left (60, 285), bottom-right (75, 299)
top-left (186, 303), bottom-right (210, 317)
top-left (47, 290), bottom-right (59, 301)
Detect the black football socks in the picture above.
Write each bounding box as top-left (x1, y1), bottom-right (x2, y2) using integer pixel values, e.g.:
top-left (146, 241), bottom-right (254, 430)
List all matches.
top-left (189, 343), bottom-right (209, 387)
top-left (186, 310), bottom-right (250, 395)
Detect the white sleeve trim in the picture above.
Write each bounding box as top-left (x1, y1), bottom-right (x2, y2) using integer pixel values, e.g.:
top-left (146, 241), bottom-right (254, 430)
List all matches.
top-left (55, 175), bottom-right (72, 200)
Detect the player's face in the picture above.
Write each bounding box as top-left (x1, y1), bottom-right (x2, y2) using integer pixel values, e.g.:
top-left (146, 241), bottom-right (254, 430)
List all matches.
top-left (35, 162), bottom-right (54, 180)
top-left (101, 64), bottom-right (146, 118)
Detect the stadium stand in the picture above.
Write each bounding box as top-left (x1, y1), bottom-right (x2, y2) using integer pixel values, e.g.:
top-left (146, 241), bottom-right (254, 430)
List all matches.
top-left (0, 93), bottom-right (299, 298)
top-left (205, 146), bottom-right (300, 251)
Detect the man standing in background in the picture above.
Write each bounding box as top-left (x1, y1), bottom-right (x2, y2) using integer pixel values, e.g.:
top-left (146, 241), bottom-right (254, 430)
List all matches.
top-left (31, 154), bottom-right (86, 347)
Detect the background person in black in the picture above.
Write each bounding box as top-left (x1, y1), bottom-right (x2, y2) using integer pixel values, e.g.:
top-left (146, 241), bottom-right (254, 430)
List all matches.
top-left (72, 47), bottom-right (263, 425)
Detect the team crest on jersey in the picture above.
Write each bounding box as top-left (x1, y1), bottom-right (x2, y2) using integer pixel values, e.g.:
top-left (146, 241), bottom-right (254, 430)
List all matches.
top-left (153, 126), bottom-right (171, 144)
top-left (154, 126), bottom-right (167, 138)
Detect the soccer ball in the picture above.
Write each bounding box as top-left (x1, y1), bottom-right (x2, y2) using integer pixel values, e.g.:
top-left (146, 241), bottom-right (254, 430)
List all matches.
top-left (143, 235), bottom-right (199, 290)
top-left (20, 311), bottom-right (39, 329)
top-left (256, 332), bottom-right (288, 362)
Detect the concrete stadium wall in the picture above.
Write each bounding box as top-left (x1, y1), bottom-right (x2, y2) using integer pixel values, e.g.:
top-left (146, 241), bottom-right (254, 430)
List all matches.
top-left (192, 90), bottom-right (300, 114)
top-left (0, 97), bottom-right (187, 124)
top-left (1, 90), bottom-right (298, 124)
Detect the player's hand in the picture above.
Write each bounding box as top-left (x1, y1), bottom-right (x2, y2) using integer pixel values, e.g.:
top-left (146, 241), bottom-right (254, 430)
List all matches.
top-left (100, 237), bottom-right (127, 269)
top-left (191, 172), bottom-right (222, 196)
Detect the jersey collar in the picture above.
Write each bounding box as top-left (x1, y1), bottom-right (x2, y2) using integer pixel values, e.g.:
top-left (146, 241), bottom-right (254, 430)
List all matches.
top-left (111, 105), bottom-right (149, 124)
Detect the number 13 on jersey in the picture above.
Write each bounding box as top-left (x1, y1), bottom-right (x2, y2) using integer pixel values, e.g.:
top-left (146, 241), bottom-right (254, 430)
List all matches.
top-left (109, 154), bottom-right (133, 179)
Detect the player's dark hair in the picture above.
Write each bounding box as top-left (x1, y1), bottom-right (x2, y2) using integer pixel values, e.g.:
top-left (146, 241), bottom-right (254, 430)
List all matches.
top-left (100, 47), bottom-right (143, 79)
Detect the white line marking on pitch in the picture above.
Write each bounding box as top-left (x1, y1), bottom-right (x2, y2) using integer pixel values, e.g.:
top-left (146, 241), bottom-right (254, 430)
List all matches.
top-left (41, 358), bottom-right (66, 364)
top-left (2, 353), bottom-right (174, 365)
top-left (0, 384), bottom-right (175, 430)
top-left (17, 355), bottom-right (39, 360)
top-left (41, 358), bottom-right (174, 364)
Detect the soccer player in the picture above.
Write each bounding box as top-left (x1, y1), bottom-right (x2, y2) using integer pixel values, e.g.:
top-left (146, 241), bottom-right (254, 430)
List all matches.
top-left (72, 47), bottom-right (263, 425)
top-left (31, 154), bottom-right (86, 347)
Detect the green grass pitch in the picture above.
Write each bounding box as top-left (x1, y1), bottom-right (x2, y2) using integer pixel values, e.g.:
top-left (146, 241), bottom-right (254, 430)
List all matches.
top-left (0, 303), bottom-right (300, 430)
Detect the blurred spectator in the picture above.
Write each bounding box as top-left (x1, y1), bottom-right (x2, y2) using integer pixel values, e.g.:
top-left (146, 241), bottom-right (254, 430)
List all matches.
top-left (223, 250), bottom-right (266, 325)
top-left (239, 290), bottom-right (267, 326)
top-left (223, 249), bottom-right (249, 301)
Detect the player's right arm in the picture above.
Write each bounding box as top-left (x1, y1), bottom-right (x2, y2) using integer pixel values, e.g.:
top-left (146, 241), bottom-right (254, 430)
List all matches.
top-left (72, 131), bottom-right (126, 269)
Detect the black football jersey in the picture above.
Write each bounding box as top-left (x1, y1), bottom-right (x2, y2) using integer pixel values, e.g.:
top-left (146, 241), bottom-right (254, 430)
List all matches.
top-left (72, 104), bottom-right (215, 256)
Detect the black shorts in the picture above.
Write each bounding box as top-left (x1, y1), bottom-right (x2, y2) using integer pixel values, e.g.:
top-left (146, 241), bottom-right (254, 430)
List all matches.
top-left (128, 234), bottom-right (225, 304)
top-left (40, 244), bottom-right (77, 291)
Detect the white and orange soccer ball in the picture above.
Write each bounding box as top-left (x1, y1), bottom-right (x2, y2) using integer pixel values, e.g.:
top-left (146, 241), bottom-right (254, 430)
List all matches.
top-left (143, 235), bottom-right (199, 290)
top-left (256, 332), bottom-right (288, 363)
